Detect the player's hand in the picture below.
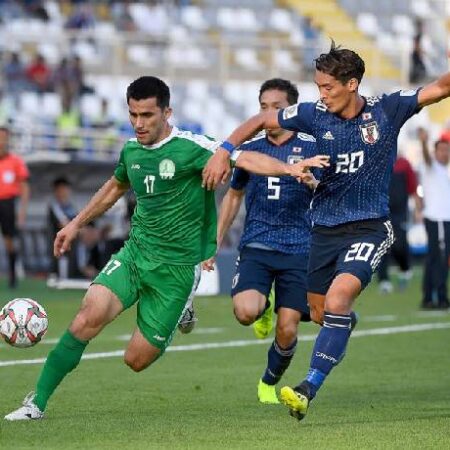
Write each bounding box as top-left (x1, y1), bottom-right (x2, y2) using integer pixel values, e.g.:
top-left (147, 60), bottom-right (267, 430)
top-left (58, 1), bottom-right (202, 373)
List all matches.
top-left (202, 256), bottom-right (216, 271)
top-left (54, 221), bottom-right (81, 257)
top-left (289, 155), bottom-right (330, 177)
top-left (202, 148), bottom-right (231, 190)
top-left (296, 171), bottom-right (319, 190)
top-left (417, 127), bottom-right (428, 143)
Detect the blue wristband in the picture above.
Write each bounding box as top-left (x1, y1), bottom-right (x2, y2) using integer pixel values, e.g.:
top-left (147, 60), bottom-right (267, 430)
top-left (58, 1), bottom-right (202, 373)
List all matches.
top-left (220, 140), bottom-right (235, 153)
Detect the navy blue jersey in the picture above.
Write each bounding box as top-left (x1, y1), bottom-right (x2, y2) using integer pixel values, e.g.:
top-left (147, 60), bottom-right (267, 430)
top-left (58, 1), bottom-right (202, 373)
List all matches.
top-left (278, 89), bottom-right (421, 227)
top-left (231, 132), bottom-right (317, 255)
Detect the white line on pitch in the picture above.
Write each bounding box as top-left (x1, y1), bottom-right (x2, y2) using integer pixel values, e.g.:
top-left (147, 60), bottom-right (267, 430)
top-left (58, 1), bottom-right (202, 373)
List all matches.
top-left (0, 322), bottom-right (449, 368)
top-left (361, 315), bottom-right (397, 322)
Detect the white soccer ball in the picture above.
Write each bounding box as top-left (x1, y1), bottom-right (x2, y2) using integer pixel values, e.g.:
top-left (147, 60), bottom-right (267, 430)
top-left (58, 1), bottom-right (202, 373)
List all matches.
top-left (0, 298), bottom-right (48, 348)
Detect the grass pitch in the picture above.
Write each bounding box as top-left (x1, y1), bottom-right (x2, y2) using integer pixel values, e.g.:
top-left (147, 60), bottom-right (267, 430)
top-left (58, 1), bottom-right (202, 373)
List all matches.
top-left (0, 270), bottom-right (449, 449)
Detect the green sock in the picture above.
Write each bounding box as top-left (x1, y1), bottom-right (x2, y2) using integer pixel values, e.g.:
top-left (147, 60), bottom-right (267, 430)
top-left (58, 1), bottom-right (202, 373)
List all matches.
top-left (34, 330), bottom-right (88, 411)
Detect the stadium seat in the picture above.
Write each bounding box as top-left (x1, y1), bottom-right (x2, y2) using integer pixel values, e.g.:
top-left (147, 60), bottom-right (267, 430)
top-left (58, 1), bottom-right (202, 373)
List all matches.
top-left (234, 48), bottom-right (263, 71)
top-left (356, 13), bottom-right (379, 38)
top-left (411, 0), bottom-right (433, 18)
top-left (268, 8), bottom-right (294, 32)
top-left (180, 5), bottom-right (208, 31)
top-left (391, 15), bottom-right (415, 37)
top-left (42, 93), bottom-right (61, 120)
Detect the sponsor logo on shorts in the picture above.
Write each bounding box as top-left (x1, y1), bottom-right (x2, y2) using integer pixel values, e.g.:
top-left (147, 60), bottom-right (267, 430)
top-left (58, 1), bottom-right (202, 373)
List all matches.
top-left (153, 334), bottom-right (166, 342)
top-left (232, 273), bottom-right (240, 289)
top-left (131, 164), bottom-right (141, 169)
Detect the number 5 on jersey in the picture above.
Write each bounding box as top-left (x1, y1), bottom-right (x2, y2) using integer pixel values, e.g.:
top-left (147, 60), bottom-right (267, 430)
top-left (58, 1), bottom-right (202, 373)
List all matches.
top-left (268, 177), bottom-right (280, 200)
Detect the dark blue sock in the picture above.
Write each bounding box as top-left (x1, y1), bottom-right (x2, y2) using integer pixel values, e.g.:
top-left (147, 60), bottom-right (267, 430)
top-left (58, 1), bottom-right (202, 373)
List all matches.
top-left (299, 311), bottom-right (352, 399)
top-left (262, 338), bottom-right (297, 385)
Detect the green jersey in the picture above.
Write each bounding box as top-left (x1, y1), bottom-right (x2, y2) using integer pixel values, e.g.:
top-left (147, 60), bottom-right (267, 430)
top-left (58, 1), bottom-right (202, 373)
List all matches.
top-left (114, 127), bottom-right (220, 265)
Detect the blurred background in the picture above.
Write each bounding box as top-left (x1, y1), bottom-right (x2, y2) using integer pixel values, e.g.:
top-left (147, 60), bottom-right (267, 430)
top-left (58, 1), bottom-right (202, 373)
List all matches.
top-left (0, 0), bottom-right (449, 297)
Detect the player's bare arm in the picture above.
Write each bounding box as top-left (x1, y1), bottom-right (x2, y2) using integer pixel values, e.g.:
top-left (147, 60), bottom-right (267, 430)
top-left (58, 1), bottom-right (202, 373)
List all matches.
top-left (202, 187), bottom-right (245, 272)
top-left (417, 71), bottom-right (450, 107)
top-left (236, 152), bottom-right (328, 177)
top-left (17, 180), bottom-right (30, 229)
top-left (417, 127), bottom-right (432, 166)
top-left (202, 110), bottom-right (280, 190)
top-left (54, 176), bottom-right (129, 257)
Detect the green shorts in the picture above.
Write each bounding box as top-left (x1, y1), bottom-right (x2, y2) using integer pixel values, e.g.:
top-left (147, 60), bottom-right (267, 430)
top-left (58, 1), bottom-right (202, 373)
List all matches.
top-left (93, 244), bottom-right (199, 351)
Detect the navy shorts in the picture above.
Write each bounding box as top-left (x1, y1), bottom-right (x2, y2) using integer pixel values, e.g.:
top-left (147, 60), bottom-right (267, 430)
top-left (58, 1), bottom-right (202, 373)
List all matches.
top-left (231, 247), bottom-right (310, 320)
top-left (307, 218), bottom-right (394, 295)
top-left (0, 198), bottom-right (17, 237)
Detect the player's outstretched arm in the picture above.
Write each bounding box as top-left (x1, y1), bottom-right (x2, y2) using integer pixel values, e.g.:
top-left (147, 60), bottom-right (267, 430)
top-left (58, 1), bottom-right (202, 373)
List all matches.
top-left (418, 71), bottom-right (450, 107)
top-left (54, 176), bottom-right (129, 257)
top-left (202, 110), bottom-right (280, 190)
top-left (235, 151), bottom-right (292, 176)
top-left (289, 156), bottom-right (330, 178)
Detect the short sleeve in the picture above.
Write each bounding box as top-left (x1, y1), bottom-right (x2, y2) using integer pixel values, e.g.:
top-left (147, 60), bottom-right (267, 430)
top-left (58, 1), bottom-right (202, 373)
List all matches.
top-left (381, 89), bottom-right (421, 130)
top-left (113, 148), bottom-right (129, 184)
top-left (230, 167), bottom-right (250, 190)
top-left (15, 156), bottom-right (29, 181)
top-left (278, 102), bottom-right (316, 135)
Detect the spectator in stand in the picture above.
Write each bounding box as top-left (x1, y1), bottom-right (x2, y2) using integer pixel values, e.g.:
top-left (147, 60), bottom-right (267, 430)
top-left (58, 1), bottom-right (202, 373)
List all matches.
top-left (71, 56), bottom-right (93, 98)
top-left (53, 57), bottom-right (78, 104)
top-left (378, 154), bottom-right (422, 293)
top-left (302, 17), bottom-right (322, 73)
top-left (26, 54), bottom-right (52, 93)
top-left (48, 177), bottom-right (78, 280)
top-left (409, 18), bottom-right (427, 84)
top-left (65, 3), bottom-right (95, 30)
top-left (0, 126), bottom-right (30, 289)
top-left (56, 94), bottom-right (83, 156)
top-left (417, 127), bottom-right (450, 309)
top-left (2, 52), bottom-right (26, 106)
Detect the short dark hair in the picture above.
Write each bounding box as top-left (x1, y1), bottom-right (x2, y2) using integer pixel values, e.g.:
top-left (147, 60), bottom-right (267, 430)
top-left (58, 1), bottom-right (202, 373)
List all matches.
top-left (126, 76), bottom-right (170, 109)
top-left (315, 40), bottom-right (365, 84)
top-left (259, 78), bottom-right (299, 105)
top-left (435, 139), bottom-right (449, 149)
top-left (53, 177), bottom-right (71, 189)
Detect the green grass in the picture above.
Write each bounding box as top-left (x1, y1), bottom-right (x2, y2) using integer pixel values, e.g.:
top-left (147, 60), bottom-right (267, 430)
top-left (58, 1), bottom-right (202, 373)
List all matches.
top-left (0, 270), bottom-right (449, 449)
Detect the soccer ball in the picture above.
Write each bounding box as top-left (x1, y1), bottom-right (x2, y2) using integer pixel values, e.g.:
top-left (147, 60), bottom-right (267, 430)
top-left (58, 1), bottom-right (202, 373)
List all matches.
top-left (0, 298), bottom-right (48, 348)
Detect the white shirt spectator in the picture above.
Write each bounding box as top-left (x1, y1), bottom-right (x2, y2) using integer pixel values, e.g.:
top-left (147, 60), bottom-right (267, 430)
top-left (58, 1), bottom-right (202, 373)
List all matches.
top-left (420, 160), bottom-right (450, 221)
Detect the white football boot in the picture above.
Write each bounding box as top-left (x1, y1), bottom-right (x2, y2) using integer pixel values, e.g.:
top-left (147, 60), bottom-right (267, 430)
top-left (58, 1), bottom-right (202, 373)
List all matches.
top-left (4, 392), bottom-right (44, 421)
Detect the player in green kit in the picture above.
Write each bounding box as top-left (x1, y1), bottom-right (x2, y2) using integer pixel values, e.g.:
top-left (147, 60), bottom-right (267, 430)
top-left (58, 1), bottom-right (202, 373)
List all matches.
top-left (4, 76), bottom-right (328, 421)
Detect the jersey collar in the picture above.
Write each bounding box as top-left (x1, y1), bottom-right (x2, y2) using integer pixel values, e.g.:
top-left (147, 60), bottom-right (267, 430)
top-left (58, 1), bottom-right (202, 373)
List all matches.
top-left (140, 126), bottom-right (179, 150)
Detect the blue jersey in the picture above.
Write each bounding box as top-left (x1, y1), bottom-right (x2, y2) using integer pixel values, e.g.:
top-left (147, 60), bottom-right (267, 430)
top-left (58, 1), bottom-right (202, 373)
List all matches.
top-left (278, 89), bottom-right (421, 227)
top-left (231, 132), bottom-right (317, 255)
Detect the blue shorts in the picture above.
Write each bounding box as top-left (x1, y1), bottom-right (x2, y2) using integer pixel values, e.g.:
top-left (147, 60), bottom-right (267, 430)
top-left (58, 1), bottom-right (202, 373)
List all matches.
top-left (231, 247), bottom-right (310, 320)
top-left (307, 218), bottom-right (394, 295)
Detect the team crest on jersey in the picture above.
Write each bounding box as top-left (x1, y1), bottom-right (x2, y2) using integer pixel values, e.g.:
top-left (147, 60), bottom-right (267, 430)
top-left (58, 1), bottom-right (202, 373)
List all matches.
top-left (159, 159), bottom-right (175, 179)
top-left (288, 155), bottom-right (303, 165)
top-left (360, 121), bottom-right (379, 144)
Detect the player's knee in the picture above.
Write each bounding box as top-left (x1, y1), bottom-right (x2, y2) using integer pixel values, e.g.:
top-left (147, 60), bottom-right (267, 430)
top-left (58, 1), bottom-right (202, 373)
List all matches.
top-left (70, 307), bottom-right (106, 336)
top-left (124, 354), bottom-right (152, 372)
top-left (275, 322), bottom-right (297, 346)
top-left (233, 304), bottom-right (257, 325)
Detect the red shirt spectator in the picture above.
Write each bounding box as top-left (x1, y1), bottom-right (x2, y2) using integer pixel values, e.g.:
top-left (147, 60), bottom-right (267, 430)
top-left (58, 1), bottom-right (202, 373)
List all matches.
top-left (26, 54), bottom-right (52, 92)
